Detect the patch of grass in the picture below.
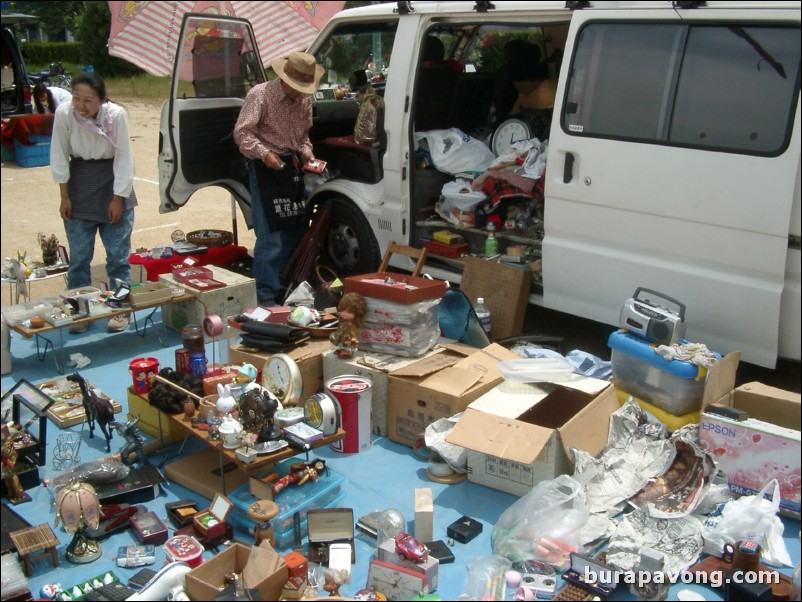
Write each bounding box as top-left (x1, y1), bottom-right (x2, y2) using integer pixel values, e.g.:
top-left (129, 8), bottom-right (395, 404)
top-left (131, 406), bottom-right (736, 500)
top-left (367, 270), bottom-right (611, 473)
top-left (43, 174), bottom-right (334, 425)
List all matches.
top-left (27, 63), bottom-right (173, 100)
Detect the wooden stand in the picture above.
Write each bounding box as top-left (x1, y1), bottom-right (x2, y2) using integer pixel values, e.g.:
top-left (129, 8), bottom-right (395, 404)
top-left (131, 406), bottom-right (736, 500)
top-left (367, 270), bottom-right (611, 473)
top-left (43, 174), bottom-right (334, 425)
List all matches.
top-left (9, 523), bottom-right (60, 576)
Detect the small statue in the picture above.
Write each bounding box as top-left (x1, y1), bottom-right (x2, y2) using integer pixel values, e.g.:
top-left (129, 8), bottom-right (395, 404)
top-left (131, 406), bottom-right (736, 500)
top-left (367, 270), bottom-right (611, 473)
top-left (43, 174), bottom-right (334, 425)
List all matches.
top-left (67, 372), bottom-right (115, 452)
top-left (1, 423), bottom-right (31, 504)
top-left (323, 567), bottom-right (350, 597)
top-left (271, 460), bottom-right (327, 495)
top-left (112, 418), bottom-right (148, 467)
top-left (329, 292), bottom-right (366, 358)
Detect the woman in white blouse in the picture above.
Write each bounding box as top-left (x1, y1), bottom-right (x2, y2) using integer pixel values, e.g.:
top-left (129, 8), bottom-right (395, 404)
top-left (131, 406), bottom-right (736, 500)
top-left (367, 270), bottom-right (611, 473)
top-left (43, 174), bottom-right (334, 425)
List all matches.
top-left (33, 82), bottom-right (73, 114)
top-left (50, 71), bottom-right (137, 334)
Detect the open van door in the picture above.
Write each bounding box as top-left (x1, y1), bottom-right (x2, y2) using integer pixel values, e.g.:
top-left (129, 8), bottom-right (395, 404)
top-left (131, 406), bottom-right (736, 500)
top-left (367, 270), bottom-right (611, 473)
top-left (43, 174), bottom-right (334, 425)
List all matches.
top-left (545, 5), bottom-right (801, 367)
top-left (158, 13), bottom-right (267, 226)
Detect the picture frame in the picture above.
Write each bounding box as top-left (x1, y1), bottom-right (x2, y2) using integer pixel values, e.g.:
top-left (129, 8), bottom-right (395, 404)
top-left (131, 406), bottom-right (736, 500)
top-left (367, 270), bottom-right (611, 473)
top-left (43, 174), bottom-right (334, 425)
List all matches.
top-left (2, 379), bottom-right (57, 416)
top-left (57, 244), bottom-right (69, 266)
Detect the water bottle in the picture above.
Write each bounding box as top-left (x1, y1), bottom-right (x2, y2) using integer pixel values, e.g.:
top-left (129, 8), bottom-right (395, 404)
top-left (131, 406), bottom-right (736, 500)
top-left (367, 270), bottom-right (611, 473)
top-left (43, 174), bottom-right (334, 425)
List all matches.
top-left (475, 297), bottom-right (492, 335)
top-left (485, 222), bottom-right (499, 257)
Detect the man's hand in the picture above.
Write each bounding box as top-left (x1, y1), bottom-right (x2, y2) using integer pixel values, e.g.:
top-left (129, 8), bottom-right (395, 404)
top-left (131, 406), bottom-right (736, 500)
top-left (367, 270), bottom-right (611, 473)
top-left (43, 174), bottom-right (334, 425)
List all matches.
top-left (107, 196), bottom-right (123, 223)
top-left (263, 150), bottom-right (285, 171)
top-left (59, 197), bottom-right (72, 220)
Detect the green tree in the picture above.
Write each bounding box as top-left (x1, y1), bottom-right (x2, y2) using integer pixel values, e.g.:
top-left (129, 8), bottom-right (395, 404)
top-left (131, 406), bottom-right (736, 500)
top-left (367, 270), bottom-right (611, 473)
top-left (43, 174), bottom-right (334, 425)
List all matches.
top-left (7, 1), bottom-right (84, 41)
top-left (78, 1), bottom-right (142, 77)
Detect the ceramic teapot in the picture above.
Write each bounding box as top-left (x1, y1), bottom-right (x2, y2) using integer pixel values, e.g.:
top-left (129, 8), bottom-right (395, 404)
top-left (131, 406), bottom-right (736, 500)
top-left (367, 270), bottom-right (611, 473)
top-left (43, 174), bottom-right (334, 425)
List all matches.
top-left (218, 414), bottom-right (243, 449)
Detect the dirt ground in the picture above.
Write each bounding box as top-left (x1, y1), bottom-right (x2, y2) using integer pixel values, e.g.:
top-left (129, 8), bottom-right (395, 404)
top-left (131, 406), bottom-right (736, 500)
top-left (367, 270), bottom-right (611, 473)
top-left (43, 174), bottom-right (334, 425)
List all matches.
top-left (0, 97), bottom-right (256, 306)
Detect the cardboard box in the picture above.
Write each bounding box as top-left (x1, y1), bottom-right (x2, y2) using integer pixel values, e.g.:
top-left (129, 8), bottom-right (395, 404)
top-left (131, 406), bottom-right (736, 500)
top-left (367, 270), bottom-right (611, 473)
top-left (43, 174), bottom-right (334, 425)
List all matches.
top-left (159, 265), bottom-right (257, 332)
top-left (459, 256), bottom-right (532, 340)
top-left (127, 387), bottom-right (188, 440)
top-left (129, 282), bottom-right (173, 308)
top-left (377, 537), bottom-right (439, 592)
top-left (447, 379), bottom-right (618, 496)
top-left (414, 488), bottom-right (434, 543)
top-left (345, 272), bottom-right (447, 304)
top-left (186, 541), bottom-right (288, 601)
top-left (700, 382), bottom-right (801, 518)
top-left (387, 343), bottom-right (518, 447)
top-left (164, 447), bottom-right (249, 500)
top-left (512, 79), bottom-right (558, 111)
top-left (202, 365), bottom-right (240, 396)
top-left (229, 338), bottom-right (330, 403)
top-left (322, 348), bottom-right (442, 436)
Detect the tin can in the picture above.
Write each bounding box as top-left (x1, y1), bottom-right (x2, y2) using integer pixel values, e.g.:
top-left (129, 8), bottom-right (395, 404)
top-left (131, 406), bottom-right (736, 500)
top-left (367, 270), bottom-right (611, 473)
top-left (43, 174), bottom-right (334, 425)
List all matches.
top-left (190, 352), bottom-right (207, 378)
top-left (129, 357), bottom-right (159, 394)
top-left (175, 348), bottom-right (191, 373)
top-left (326, 375), bottom-right (372, 454)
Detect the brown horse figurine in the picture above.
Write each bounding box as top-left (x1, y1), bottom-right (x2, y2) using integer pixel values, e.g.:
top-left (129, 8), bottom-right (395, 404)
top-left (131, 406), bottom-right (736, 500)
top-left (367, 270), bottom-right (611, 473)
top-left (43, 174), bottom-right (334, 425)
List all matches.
top-left (67, 372), bottom-right (114, 452)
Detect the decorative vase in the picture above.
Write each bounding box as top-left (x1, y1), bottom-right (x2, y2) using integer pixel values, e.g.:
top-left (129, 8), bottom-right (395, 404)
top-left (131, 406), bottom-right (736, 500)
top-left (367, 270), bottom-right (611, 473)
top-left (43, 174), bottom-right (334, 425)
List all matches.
top-left (183, 398), bottom-right (196, 419)
top-left (43, 250), bottom-right (57, 266)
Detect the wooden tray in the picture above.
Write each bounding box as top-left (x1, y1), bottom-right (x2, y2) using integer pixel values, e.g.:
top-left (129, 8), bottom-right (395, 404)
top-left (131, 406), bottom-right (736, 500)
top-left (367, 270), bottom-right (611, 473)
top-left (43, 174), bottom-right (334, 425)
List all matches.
top-left (37, 377), bottom-right (122, 428)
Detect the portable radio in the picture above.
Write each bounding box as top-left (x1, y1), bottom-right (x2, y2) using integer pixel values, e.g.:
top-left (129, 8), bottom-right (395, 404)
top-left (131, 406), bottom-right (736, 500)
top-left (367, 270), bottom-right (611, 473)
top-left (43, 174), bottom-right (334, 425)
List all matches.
top-left (619, 287), bottom-right (686, 346)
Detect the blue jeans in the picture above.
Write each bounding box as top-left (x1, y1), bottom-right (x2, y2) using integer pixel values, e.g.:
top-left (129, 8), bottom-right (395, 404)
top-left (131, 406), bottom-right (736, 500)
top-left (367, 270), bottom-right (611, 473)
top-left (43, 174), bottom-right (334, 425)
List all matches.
top-left (64, 209), bottom-right (134, 289)
top-left (248, 161), bottom-right (305, 303)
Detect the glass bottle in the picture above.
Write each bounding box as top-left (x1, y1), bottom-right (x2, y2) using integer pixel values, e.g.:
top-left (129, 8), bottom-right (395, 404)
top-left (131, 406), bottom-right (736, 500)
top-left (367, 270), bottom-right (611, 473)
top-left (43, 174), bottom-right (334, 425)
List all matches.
top-left (485, 222), bottom-right (499, 257)
top-left (181, 324), bottom-right (205, 355)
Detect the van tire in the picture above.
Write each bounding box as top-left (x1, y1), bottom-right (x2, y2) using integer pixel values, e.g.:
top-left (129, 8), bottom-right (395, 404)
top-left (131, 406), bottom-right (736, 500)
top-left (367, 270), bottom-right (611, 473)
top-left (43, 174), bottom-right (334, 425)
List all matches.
top-left (321, 197), bottom-right (380, 276)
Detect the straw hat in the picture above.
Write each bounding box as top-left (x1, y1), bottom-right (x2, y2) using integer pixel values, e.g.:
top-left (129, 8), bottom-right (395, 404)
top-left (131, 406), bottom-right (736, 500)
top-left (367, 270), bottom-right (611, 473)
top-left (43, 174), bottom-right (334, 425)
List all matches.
top-left (271, 51), bottom-right (324, 94)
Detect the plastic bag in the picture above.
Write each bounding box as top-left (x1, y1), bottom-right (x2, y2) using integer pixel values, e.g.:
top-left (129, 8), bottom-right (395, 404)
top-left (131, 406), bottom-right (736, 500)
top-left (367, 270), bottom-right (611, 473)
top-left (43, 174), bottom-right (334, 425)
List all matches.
top-left (701, 479), bottom-right (792, 567)
top-left (414, 128), bottom-right (495, 174)
top-left (491, 474), bottom-right (589, 570)
top-left (353, 93), bottom-right (384, 145)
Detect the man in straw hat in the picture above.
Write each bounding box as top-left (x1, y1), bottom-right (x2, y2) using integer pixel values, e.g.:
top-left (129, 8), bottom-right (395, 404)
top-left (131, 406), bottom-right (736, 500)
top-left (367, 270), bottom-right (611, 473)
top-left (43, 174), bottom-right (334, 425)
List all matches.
top-left (234, 51), bottom-right (325, 306)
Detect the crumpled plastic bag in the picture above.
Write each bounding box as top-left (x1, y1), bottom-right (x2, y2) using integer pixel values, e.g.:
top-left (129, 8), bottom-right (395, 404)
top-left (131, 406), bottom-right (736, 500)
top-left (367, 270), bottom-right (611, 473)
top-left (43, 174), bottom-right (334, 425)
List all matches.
top-left (491, 474), bottom-right (588, 570)
top-left (414, 128), bottom-right (495, 174)
top-left (284, 281), bottom-right (315, 307)
top-left (700, 479), bottom-right (792, 567)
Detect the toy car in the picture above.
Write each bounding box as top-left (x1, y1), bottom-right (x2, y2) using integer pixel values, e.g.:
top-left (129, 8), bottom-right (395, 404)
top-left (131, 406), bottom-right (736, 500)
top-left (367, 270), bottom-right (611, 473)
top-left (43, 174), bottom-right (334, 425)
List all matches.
top-left (394, 532), bottom-right (429, 563)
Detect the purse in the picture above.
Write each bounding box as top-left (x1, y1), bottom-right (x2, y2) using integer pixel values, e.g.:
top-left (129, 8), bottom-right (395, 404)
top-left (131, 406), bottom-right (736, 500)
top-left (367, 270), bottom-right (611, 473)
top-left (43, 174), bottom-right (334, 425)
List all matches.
top-left (314, 264), bottom-right (343, 311)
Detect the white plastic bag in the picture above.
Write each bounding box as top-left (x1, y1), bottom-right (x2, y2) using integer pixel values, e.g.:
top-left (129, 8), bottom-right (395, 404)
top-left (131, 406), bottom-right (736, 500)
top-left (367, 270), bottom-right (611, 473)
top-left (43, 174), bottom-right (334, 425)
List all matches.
top-left (414, 128), bottom-right (496, 174)
top-left (491, 474), bottom-right (588, 570)
top-left (701, 479), bottom-right (792, 567)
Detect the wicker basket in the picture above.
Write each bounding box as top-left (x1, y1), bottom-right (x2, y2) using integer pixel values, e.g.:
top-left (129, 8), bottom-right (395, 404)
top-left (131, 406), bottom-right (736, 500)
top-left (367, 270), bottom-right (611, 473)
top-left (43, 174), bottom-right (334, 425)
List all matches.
top-left (186, 230), bottom-right (233, 248)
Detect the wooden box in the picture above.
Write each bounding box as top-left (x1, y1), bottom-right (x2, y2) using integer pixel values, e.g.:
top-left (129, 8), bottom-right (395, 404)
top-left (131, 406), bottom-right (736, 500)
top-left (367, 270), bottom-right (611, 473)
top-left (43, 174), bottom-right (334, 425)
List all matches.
top-left (130, 511), bottom-right (169, 545)
top-left (129, 282), bottom-right (173, 308)
top-left (193, 493), bottom-right (233, 540)
top-left (36, 377), bottom-right (121, 429)
top-left (166, 499), bottom-right (201, 529)
top-left (307, 508), bottom-right (355, 564)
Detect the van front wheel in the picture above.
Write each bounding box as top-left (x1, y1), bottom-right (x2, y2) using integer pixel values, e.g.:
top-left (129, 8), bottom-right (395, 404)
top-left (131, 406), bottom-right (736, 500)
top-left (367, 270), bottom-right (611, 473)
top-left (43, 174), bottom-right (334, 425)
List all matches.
top-left (321, 198), bottom-right (380, 276)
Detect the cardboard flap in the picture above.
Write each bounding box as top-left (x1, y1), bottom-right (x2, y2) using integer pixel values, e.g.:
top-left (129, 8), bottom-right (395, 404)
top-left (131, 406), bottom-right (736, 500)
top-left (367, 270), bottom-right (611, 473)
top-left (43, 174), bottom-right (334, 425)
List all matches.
top-left (246, 541), bottom-right (283, 584)
top-left (447, 407), bottom-right (554, 465)
top-left (423, 367), bottom-right (481, 396)
top-left (702, 351), bottom-right (740, 408)
top-left (391, 352), bottom-right (461, 378)
top-left (559, 386), bottom-right (617, 459)
top-left (731, 381), bottom-right (801, 430)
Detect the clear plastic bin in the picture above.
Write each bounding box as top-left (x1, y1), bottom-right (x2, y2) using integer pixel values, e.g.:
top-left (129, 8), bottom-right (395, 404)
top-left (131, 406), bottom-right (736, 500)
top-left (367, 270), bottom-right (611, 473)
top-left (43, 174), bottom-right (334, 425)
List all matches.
top-left (608, 330), bottom-right (721, 416)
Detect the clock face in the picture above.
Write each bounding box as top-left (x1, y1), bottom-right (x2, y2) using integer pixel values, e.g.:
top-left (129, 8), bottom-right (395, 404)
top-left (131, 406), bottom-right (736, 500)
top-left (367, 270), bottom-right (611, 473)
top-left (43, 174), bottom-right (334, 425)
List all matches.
top-left (366, 560), bottom-right (427, 601)
top-left (305, 397), bottom-right (323, 428)
top-left (303, 393), bottom-right (338, 435)
top-left (492, 117), bottom-right (533, 156)
top-left (262, 354), bottom-right (302, 406)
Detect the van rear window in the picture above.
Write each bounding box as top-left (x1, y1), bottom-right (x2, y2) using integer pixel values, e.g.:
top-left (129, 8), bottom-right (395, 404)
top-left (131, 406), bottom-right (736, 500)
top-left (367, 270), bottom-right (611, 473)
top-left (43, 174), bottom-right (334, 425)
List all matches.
top-left (563, 22), bottom-right (800, 155)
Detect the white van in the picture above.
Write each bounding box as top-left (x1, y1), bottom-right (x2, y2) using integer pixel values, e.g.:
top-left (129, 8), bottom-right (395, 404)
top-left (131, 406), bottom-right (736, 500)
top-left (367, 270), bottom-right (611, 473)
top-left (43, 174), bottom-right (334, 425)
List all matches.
top-left (158, 1), bottom-right (800, 368)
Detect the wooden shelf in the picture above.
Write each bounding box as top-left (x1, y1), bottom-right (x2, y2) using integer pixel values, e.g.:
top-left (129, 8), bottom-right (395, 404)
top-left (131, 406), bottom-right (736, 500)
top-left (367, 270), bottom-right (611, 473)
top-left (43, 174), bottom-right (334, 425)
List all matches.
top-left (415, 219), bottom-right (542, 249)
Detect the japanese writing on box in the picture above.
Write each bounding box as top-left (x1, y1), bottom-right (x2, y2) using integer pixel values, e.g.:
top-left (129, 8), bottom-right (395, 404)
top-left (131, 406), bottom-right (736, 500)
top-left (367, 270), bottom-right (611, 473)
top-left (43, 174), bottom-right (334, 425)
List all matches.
top-left (273, 197), bottom-right (304, 219)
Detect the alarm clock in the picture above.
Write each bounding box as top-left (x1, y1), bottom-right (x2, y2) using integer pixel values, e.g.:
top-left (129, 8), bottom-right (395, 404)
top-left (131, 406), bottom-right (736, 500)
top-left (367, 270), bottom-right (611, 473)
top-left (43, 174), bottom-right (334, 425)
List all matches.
top-left (303, 393), bottom-right (340, 436)
top-left (492, 116), bottom-right (534, 156)
top-left (262, 354), bottom-right (302, 406)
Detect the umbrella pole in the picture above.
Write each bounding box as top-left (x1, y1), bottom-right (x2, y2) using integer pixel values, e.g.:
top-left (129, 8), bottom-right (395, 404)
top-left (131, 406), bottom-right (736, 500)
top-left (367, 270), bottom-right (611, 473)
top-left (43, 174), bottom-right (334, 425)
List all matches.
top-left (231, 195), bottom-right (239, 246)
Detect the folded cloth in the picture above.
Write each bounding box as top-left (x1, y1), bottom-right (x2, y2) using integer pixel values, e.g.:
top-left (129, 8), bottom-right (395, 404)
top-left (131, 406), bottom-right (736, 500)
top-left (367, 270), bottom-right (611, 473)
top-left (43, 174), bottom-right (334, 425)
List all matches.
top-left (240, 333), bottom-right (309, 352)
top-left (240, 321), bottom-right (308, 343)
top-left (1, 113), bottom-right (55, 149)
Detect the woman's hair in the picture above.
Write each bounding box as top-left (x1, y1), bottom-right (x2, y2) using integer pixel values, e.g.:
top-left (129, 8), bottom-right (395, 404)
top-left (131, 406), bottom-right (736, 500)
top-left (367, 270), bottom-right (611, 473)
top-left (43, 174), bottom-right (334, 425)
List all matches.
top-left (72, 71), bottom-right (108, 101)
top-left (33, 82), bottom-right (56, 114)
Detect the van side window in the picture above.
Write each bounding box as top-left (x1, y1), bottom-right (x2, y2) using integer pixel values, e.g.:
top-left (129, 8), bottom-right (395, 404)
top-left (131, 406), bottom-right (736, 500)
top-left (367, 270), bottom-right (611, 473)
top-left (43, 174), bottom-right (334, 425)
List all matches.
top-left (564, 23), bottom-right (801, 155)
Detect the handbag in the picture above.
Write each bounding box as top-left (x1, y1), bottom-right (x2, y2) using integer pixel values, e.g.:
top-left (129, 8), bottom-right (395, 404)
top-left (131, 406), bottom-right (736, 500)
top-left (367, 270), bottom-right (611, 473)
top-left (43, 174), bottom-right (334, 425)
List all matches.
top-left (314, 264), bottom-right (343, 311)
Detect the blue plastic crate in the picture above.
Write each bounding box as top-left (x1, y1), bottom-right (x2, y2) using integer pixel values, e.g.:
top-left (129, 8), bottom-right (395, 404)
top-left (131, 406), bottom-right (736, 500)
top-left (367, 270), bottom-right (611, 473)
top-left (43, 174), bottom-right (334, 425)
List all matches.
top-left (14, 134), bottom-right (51, 168)
top-left (1, 144), bottom-right (14, 161)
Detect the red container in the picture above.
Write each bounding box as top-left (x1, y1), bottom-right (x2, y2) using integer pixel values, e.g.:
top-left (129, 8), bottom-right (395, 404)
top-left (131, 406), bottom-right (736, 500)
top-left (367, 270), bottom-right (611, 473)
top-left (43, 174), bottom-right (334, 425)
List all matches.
top-left (326, 375), bottom-right (372, 454)
top-left (129, 357), bottom-right (160, 394)
top-left (164, 534), bottom-right (204, 568)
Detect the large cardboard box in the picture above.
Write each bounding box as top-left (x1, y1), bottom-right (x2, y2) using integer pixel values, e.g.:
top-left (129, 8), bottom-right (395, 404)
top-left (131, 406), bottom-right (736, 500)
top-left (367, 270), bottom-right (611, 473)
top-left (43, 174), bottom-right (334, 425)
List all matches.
top-left (127, 387), bottom-right (188, 440)
top-left (322, 348), bottom-right (443, 436)
top-left (700, 382), bottom-right (801, 518)
top-left (229, 338), bottom-right (330, 403)
top-left (159, 266), bottom-right (257, 332)
top-left (447, 379), bottom-right (617, 496)
top-left (164, 447), bottom-right (249, 500)
top-left (186, 541), bottom-right (288, 601)
top-left (387, 343), bottom-right (518, 447)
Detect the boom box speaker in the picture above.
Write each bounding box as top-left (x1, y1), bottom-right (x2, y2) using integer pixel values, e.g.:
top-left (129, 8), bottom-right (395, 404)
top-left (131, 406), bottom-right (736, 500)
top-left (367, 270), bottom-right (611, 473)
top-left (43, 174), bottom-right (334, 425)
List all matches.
top-left (619, 287), bottom-right (686, 346)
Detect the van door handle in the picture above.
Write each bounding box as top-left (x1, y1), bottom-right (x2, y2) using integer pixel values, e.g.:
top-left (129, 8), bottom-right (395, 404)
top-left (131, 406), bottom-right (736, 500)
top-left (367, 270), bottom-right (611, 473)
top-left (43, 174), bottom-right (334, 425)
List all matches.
top-left (563, 152), bottom-right (574, 183)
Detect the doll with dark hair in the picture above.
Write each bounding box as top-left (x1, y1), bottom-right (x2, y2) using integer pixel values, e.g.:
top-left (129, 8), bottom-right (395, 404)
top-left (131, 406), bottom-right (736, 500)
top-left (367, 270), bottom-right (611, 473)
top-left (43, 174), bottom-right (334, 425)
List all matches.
top-left (329, 292), bottom-right (366, 358)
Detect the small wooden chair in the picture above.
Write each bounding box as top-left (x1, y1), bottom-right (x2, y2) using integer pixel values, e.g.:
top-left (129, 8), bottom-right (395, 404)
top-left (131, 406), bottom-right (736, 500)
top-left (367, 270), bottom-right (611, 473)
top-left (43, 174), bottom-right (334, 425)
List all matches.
top-left (378, 241), bottom-right (429, 277)
top-left (10, 523), bottom-right (60, 576)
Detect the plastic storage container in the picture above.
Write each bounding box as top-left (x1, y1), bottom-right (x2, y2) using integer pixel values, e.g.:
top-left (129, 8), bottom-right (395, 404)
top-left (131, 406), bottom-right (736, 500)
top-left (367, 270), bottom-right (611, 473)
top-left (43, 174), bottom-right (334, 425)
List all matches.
top-left (14, 135), bottom-right (51, 168)
top-left (164, 534), bottom-right (204, 568)
top-left (228, 460), bottom-right (344, 534)
top-left (498, 358), bottom-right (576, 383)
top-left (608, 330), bottom-right (721, 416)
